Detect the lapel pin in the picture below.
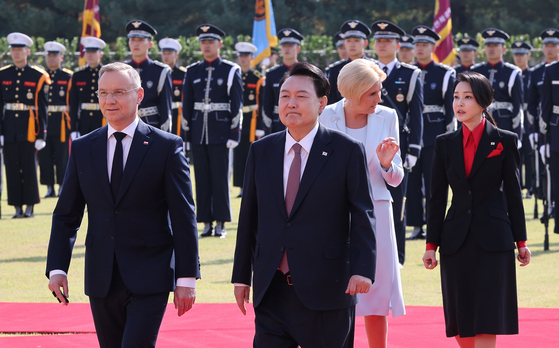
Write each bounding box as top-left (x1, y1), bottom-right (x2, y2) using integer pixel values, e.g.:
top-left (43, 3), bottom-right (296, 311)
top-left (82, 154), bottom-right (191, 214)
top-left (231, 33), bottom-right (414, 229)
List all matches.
top-left (490, 142), bottom-right (495, 145)
top-left (322, 151), bottom-right (328, 156)
top-left (143, 141), bottom-right (149, 145)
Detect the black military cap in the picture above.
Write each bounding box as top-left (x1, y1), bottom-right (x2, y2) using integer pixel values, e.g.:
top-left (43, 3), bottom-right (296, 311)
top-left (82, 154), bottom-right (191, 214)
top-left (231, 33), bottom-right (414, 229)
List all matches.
top-left (278, 28), bottom-right (304, 45)
top-left (541, 28), bottom-right (559, 45)
top-left (333, 31), bottom-right (345, 48)
top-left (512, 41), bottom-right (533, 55)
top-left (371, 20), bottom-right (405, 40)
top-left (196, 24), bottom-right (226, 41)
top-left (126, 20), bottom-right (157, 38)
top-left (412, 26), bottom-right (440, 45)
top-left (399, 34), bottom-right (415, 49)
top-left (340, 20), bottom-right (371, 40)
top-left (481, 28), bottom-right (510, 45)
top-left (271, 46), bottom-right (279, 54)
top-left (456, 37), bottom-right (479, 51)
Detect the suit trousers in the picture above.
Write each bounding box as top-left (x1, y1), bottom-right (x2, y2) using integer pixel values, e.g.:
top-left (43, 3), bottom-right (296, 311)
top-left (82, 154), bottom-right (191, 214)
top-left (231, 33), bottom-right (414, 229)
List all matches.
top-left (3, 141), bottom-right (40, 206)
top-left (38, 135), bottom-right (69, 186)
top-left (406, 145), bottom-right (435, 227)
top-left (254, 270), bottom-right (355, 348)
top-left (191, 143), bottom-right (232, 222)
top-left (89, 261), bottom-right (169, 348)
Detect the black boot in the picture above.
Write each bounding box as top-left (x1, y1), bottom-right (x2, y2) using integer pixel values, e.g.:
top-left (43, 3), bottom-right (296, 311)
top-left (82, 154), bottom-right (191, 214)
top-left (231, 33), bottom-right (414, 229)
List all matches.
top-left (45, 186), bottom-right (57, 198)
top-left (214, 221), bottom-right (227, 238)
top-left (199, 222), bottom-right (214, 238)
top-left (13, 206), bottom-right (24, 219)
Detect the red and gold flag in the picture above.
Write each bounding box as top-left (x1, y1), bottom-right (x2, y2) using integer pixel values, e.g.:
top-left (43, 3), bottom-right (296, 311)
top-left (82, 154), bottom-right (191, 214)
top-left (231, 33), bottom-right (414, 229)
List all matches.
top-left (78, 0), bottom-right (101, 67)
top-left (433, 0), bottom-right (456, 65)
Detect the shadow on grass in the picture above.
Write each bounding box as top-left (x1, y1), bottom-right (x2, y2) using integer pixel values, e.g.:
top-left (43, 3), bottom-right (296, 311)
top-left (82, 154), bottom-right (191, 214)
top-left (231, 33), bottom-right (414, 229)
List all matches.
top-left (200, 258), bottom-right (233, 266)
top-left (0, 252), bottom-right (85, 263)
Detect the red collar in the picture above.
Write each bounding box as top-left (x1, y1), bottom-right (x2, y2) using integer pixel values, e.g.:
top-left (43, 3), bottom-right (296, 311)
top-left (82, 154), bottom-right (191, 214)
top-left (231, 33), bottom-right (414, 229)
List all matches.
top-left (417, 60), bottom-right (433, 69)
top-left (462, 117), bottom-right (486, 148)
top-left (204, 56), bottom-right (220, 64)
top-left (132, 57), bottom-right (148, 67)
top-left (488, 60), bottom-right (503, 68)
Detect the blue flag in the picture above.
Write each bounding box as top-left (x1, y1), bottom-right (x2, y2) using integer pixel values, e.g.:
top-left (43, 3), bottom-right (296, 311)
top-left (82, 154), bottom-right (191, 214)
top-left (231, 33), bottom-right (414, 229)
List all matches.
top-left (252, 0), bottom-right (278, 67)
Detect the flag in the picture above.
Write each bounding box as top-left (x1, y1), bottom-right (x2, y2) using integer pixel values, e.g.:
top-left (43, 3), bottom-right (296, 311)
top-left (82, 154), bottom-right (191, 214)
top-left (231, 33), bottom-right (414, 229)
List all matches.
top-left (251, 0), bottom-right (278, 68)
top-left (433, 0), bottom-right (456, 65)
top-left (78, 0), bottom-right (101, 67)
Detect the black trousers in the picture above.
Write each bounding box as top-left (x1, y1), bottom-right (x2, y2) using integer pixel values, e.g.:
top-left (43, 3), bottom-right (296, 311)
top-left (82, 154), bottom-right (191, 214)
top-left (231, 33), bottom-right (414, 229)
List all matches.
top-left (38, 135), bottom-right (69, 186)
top-left (191, 143), bottom-right (232, 222)
top-left (406, 145), bottom-right (435, 227)
top-left (3, 141), bottom-right (40, 206)
top-left (254, 270), bottom-right (355, 348)
top-left (89, 262), bottom-right (169, 348)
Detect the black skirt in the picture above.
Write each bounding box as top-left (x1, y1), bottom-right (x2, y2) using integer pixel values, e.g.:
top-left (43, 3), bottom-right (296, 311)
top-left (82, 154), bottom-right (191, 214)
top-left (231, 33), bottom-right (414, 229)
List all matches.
top-left (440, 231), bottom-right (518, 338)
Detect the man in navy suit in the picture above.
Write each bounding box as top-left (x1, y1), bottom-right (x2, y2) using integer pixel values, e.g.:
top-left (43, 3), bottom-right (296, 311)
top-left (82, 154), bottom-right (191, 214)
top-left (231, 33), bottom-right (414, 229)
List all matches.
top-left (46, 62), bottom-right (200, 348)
top-left (232, 62), bottom-right (377, 347)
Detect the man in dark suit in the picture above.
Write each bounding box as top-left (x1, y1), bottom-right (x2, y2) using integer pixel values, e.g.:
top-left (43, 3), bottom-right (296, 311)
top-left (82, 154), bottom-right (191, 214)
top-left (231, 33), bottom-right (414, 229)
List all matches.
top-left (232, 62), bottom-right (377, 347)
top-left (46, 62), bottom-right (200, 348)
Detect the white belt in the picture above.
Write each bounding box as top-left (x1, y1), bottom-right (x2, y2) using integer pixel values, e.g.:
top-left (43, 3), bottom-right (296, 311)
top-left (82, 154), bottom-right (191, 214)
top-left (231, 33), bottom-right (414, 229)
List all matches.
top-left (138, 106), bottom-right (159, 117)
top-left (47, 105), bottom-right (68, 112)
top-left (171, 102), bottom-right (182, 110)
top-left (4, 103), bottom-right (35, 111)
top-left (242, 105), bottom-right (258, 113)
top-left (274, 105), bottom-right (279, 114)
top-left (554, 105), bottom-right (559, 114)
top-left (489, 101), bottom-right (513, 110)
top-left (423, 105), bottom-right (444, 114)
top-left (81, 103), bottom-right (100, 110)
top-left (194, 102), bottom-right (231, 112)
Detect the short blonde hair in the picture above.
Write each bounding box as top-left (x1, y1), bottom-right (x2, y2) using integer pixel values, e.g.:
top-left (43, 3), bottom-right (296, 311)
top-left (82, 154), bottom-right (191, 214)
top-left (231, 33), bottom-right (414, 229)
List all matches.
top-left (99, 62), bottom-right (142, 89)
top-left (337, 59), bottom-right (386, 103)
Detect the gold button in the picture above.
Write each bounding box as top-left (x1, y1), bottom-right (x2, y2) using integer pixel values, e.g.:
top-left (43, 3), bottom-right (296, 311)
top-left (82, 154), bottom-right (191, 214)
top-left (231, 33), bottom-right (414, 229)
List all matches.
top-left (17, 72), bottom-right (21, 76)
top-left (49, 99), bottom-right (52, 102)
top-left (15, 87), bottom-right (19, 91)
top-left (90, 112), bottom-right (93, 116)
top-left (92, 73), bottom-right (96, 76)
top-left (80, 88), bottom-right (83, 91)
top-left (49, 86), bottom-right (53, 90)
top-left (48, 112), bottom-right (52, 116)
top-left (91, 86), bottom-right (95, 90)
top-left (49, 93), bottom-right (52, 96)
top-left (16, 80), bottom-right (20, 83)
top-left (91, 99), bottom-right (94, 102)
top-left (92, 79), bottom-right (95, 83)
top-left (15, 113), bottom-right (19, 117)
top-left (15, 94), bottom-right (18, 98)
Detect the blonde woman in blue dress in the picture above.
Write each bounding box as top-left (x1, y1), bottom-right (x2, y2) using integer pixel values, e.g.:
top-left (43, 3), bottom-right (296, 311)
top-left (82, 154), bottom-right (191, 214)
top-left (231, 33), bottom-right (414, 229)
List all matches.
top-left (319, 59), bottom-right (405, 348)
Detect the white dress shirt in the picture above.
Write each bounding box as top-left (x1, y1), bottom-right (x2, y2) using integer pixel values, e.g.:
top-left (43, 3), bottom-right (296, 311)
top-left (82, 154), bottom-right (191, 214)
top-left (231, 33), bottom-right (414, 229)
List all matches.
top-left (378, 58), bottom-right (398, 76)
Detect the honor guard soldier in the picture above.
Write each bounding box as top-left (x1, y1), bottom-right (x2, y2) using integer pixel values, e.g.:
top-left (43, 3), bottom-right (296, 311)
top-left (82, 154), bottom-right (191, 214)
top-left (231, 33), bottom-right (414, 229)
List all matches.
top-left (333, 31), bottom-right (349, 60)
top-left (453, 37), bottom-right (479, 74)
top-left (326, 20), bottom-right (372, 104)
top-left (0, 33), bottom-right (51, 218)
top-left (406, 26), bottom-right (456, 240)
top-left (159, 38), bottom-right (187, 140)
top-left (183, 24), bottom-right (243, 238)
top-left (68, 37), bottom-right (106, 138)
top-left (398, 34), bottom-right (416, 64)
top-left (126, 19), bottom-right (172, 131)
top-left (471, 28), bottom-right (524, 140)
top-left (40, 41), bottom-right (72, 198)
top-left (233, 42), bottom-right (265, 197)
top-left (372, 20), bottom-right (424, 265)
top-left (262, 28), bottom-right (303, 133)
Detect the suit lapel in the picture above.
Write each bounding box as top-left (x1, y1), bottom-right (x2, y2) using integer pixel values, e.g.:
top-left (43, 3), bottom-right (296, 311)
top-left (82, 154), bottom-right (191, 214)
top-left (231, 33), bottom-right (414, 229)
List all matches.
top-left (365, 112), bottom-right (384, 165)
top-left (270, 132), bottom-right (288, 220)
top-left (469, 121), bottom-right (502, 180)
top-left (90, 127), bottom-right (114, 204)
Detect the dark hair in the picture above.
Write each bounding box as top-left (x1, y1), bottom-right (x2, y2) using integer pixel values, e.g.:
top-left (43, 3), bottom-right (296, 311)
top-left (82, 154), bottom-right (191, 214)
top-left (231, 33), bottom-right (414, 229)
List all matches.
top-left (453, 72), bottom-right (497, 126)
top-left (279, 62), bottom-right (330, 98)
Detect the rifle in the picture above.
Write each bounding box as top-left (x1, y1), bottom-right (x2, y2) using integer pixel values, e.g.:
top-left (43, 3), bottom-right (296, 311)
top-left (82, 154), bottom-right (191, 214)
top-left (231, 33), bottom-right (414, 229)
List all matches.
top-left (540, 136), bottom-right (551, 251)
top-left (533, 135), bottom-right (539, 220)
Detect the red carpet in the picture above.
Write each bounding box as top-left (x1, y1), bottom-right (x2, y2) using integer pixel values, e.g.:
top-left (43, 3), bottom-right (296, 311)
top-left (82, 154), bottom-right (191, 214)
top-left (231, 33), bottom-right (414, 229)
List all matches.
top-left (1, 303), bottom-right (558, 347)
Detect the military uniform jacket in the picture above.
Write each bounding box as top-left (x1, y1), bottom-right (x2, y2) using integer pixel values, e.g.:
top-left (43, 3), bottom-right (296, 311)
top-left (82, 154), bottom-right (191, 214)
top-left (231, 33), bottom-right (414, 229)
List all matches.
top-left (69, 65), bottom-right (103, 135)
top-left (126, 57), bottom-right (172, 132)
top-left (520, 67), bottom-right (533, 134)
top-left (0, 64), bottom-right (51, 142)
top-left (326, 56), bottom-right (373, 105)
top-left (416, 61), bottom-right (455, 147)
top-left (471, 61), bottom-right (524, 137)
top-left (182, 57), bottom-right (243, 144)
top-left (46, 68), bottom-right (72, 140)
top-left (241, 68), bottom-right (265, 142)
top-left (263, 63), bottom-right (290, 133)
top-left (377, 60), bottom-right (424, 157)
top-left (171, 65), bottom-right (187, 138)
top-left (541, 60), bottom-right (559, 152)
top-left (528, 62), bottom-right (546, 135)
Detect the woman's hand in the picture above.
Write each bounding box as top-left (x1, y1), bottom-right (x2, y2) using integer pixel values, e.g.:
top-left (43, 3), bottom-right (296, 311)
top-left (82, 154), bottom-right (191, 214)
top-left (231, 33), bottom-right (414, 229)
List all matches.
top-left (517, 247), bottom-right (531, 266)
top-left (376, 137), bottom-right (399, 170)
top-left (422, 250), bottom-right (438, 269)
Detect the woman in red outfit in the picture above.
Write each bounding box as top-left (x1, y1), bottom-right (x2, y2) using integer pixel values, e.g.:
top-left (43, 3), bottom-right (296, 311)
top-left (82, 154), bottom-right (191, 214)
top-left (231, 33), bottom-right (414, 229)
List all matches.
top-left (422, 72), bottom-right (531, 348)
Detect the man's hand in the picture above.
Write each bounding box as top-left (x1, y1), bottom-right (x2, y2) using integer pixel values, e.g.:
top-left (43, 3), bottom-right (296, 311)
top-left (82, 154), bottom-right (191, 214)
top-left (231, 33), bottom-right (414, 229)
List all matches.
top-left (35, 139), bottom-right (46, 151)
top-left (255, 129), bottom-right (265, 138)
top-left (517, 247), bottom-right (531, 267)
top-left (226, 139), bottom-right (239, 149)
top-left (174, 286), bottom-right (196, 317)
top-left (234, 285), bottom-right (250, 315)
top-left (345, 275), bottom-right (372, 296)
top-left (422, 250), bottom-right (438, 269)
top-left (70, 132), bottom-right (80, 140)
top-left (48, 274), bottom-right (69, 306)
top-left (403, 154), bottom-right (417, 171)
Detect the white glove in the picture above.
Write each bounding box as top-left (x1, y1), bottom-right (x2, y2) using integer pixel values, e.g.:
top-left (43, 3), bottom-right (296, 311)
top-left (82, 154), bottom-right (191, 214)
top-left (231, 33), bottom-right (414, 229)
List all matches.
top-left (255, 129), bottom-right (265, 138)
top-left (517, 140), bottom-right (522, 150)
top-left (529, 133), bottom-right (538, 150)
top-left (70, 132), bottom-right (80, 140)
top-left (0, 135), bottom-right (4, 147)
top-left (186, 142), bottom-right (191, 151)
top-left (540, 144), bottom-right (550, 163)
top-left (403, 154), bottom-right (418, 171)
top-left (226, 139), bottom-right (239, 149)
top-left (35, 139), bottom-right (46, 151)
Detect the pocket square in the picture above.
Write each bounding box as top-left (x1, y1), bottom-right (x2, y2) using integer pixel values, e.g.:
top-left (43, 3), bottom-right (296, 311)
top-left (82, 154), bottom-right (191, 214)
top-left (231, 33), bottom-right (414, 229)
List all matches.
top-left (487, 142), bottom-right (503, 158)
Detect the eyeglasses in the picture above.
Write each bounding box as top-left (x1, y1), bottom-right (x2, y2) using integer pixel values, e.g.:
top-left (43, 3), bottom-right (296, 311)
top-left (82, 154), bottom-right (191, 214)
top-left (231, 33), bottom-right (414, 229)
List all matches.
top-left (95, 88), bottom-right (139, 99)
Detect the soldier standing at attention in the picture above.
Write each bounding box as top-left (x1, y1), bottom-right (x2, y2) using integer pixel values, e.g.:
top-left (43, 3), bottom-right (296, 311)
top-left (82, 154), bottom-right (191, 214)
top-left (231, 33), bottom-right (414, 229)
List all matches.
top-left (398, 34), bottom-right (416, 64)
top-left (40, 41), bottom-right (72, 198)
top-left (453, 37), bottom-right (479, 74)
top-left (406, 26), bottom-right (456, 240)
top-left (68, 37), bottom-right (106, 138)
top-left (262, 28), bottom-right (303, 133)
top-left (0, 33), bottom-right (51, 218)
top-left (125, 19), bottom-right (172, 131)
top-left (159, 38), bottom-right (187, 140)
top-left (182, 24), bottom-right (243, 238)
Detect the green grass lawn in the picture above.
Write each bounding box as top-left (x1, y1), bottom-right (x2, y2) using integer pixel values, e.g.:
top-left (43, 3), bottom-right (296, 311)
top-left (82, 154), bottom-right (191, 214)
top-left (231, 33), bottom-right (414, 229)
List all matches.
top-left (1, 171), bottom-right (558, 308)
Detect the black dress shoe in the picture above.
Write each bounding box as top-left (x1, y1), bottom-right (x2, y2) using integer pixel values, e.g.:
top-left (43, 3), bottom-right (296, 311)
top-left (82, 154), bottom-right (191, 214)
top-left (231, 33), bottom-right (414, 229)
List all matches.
top-left (45, 186), bottom-right (57, 198)
top-left (23, 212), bottom-right (34, 218)
top-left (407, 229), bottom-right (426, 240)
top-left (199, 223), bottom-right (213, 238)
top-left (214, 222), bottom-right (227, 239)
top-left (23, 206), bottom-right (34, 218)
top-left (12, 212), bottom-right (25, 219)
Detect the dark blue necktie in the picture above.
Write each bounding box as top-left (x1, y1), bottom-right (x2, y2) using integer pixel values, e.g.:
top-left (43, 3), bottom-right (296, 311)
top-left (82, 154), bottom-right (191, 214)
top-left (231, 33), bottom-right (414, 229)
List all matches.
top-left (111, 132), bottom-right (126, 200)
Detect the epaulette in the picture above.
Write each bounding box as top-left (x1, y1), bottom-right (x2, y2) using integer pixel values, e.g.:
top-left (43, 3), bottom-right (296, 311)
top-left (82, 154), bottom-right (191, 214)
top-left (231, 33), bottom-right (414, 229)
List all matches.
top-left (438, 63), bottom-right (455, 71)
top-left (400, 62), bottom-right (419, 70)
top-left (327, 59), bottom-right (346, 70)
top-left (74, 66), bottom-right (86, 72)
top-left (62, 68), bottom-right (74, 75)
top-left (546, 60), bottom-right (559, 67)
top-left (504, 62), bottom-right (520, 71)
top-left (187, 61), bottom-right (201, 69)
top-left (532, 62), bottom-right (545, 70)
top-left (266, 64), bottom-right (282, 74)
top-left (221, 59), bottom-right (240, 69)
top-left (178, 66), bottom-right (187, 72)
top-left (470, 62), bottom-right (485, 69)
top-left (252, 69), bottom-right (263, 79)
top-left (0, 64), bottom-right (13, 71)
top-left (31, 65), bottom-right (48, 74)
top-left (153, 60), bottom-right (169, 69)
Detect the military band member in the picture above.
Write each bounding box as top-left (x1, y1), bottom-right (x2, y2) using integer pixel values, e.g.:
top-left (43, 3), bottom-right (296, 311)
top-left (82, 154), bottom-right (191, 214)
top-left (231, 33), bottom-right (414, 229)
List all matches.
top-left (326, 20), bottom-right (372, 104)
top-left (68, 37), bottom-right (105, 138)
top-left (333, 31), bottom-right (349, 60)
top-left (233, 42), bottom-right (265, 197)
top-left (471, 28), bottom-right (524, 140)
top-left (183, 24), bottom-right (243, 238)
top-left (159, 38), bottom-right (187, 140)
top-left (453, 37), bottom-right (479, 74)
top-left (398, 34), bottom-right (416, 64)
top-left (262, 28), bottom-right (303, 133)
top-left (125, 19), bottom-right (172, 131)
top-left (0, 33), bottom-right (51, 218)
top-left (371, 20), bottom-right (424, 265)
top-left (40, 41), bottom-right (72, 198)
top-left (406, 26), bottom-right (456, 240)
